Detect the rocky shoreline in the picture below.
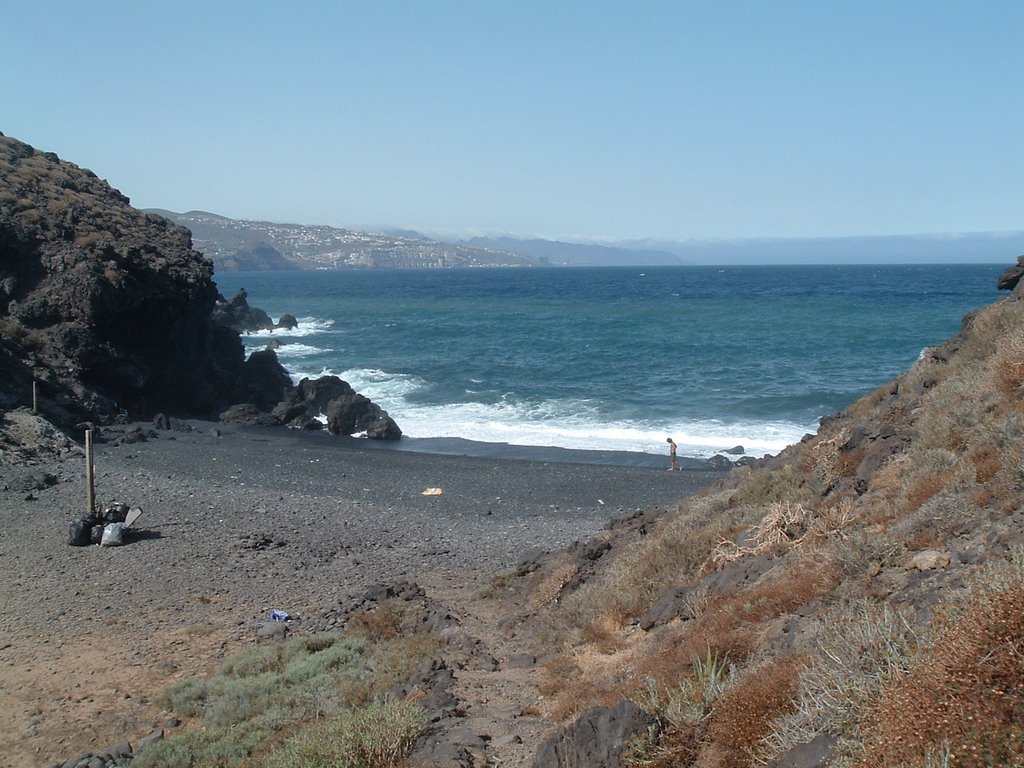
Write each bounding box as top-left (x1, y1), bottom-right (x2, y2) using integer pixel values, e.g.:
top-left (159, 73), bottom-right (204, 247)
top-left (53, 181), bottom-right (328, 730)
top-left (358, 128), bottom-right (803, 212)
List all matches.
top-left (0, 418), bottom-right (726, 766)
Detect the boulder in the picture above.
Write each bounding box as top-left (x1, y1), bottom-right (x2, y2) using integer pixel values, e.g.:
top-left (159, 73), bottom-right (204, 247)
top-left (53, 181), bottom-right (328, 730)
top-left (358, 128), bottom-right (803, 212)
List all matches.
top-left (856, 423), bottom-right (913, 481)
top-left (272, 375), bottom-right (364, 429)
top-left (392, 658), bottom-right (462, 722)
top-left (242, 349), bottom-right (292, 411)
top-left (256, 621), bottom-right (288, 641)
top-left (766, 732), bottom-right (838, 768)
top-left (136, 728), bottom-right (165, 754)
top-left (152, 413), bottom-right (193, 432)
top-left (637, 584), bottom-right (701, 630)
top-left (531, 699), bottom-right (657, 768)
top-left (997, 255), bottom-right (1024, 291)
top-left (907, 550), bottom-right (951, 571)
top-left (219, 403), bottom-right (277, 426)
top-left (273, 375), bottom-right (355, 426)
top-left (276, 312), bottom-right (298, 330)
top-left (325, 393), bottom-right (402, 439)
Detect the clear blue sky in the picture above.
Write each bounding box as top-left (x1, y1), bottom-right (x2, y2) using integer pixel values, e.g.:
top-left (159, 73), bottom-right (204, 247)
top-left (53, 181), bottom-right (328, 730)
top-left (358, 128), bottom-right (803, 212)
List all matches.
top-left (2, 1), bottom-right (1021, 242)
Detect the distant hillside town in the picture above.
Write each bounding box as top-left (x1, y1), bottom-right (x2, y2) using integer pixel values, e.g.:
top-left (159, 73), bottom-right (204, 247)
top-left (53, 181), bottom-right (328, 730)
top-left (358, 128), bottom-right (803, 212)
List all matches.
top-left (147, 210), bottom-right (538, 271)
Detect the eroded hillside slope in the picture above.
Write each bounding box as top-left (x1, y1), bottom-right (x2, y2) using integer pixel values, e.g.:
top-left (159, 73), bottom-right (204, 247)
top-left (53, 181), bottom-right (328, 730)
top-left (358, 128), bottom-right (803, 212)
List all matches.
top-left (501, 273), bottom-right (1024, 767)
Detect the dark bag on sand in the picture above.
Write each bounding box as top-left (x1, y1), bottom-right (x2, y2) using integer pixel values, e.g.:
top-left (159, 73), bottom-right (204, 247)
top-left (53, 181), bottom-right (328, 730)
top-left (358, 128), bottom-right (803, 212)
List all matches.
top-left (68, 519), bottom-right (91, 546)
top-left (103, 502), bottom-right (130, 523)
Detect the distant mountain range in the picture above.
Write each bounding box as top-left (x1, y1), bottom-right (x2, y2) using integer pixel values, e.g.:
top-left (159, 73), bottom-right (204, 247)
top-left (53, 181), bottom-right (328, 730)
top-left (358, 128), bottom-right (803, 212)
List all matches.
top-left (469, 231), bottom-right (1024, 265)
top-left (149, 209), bottom-right (1024, 270)
top-left (465, 236), bottom-right (683, 266)
top-left (619, 231), bottom-right (1024, 265)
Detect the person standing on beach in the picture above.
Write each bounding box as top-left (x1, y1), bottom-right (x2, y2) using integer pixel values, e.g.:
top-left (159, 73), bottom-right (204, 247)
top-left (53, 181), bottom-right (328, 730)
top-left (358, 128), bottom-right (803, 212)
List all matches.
top-left (667, 437), bottom-right (680, 471)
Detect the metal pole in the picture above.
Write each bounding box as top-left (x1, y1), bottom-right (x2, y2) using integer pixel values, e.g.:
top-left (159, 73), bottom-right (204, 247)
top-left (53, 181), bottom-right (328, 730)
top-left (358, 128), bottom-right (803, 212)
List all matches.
top-left (85, 429), bottom-right (95, 515)
top-left (32, 381), bottom-right (38, 414)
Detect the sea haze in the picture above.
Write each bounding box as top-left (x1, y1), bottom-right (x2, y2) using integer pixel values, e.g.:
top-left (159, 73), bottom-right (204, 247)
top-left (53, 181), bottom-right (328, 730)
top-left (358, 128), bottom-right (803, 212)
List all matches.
top-left (214, 264), bottom-right (1003, 461)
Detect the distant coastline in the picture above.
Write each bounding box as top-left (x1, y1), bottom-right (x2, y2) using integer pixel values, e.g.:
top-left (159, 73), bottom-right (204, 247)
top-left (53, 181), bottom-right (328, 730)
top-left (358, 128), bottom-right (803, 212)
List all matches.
top-left (149, 208), bottom-right (1022, 271)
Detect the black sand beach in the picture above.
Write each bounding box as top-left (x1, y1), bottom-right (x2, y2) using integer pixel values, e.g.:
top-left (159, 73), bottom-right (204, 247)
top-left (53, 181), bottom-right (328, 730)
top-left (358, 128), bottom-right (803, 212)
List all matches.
top-left (0, 421), bottom-right (726, 766)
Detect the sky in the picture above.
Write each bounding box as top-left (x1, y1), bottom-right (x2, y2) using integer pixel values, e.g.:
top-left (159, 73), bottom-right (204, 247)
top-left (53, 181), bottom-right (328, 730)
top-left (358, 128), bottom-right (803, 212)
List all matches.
top-left (1, 1), bottom-right (1022, 243)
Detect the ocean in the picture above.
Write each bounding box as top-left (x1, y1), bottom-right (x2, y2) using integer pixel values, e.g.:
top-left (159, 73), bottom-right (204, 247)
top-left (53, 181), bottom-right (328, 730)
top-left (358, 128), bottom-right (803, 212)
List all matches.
top-left (214, 264), bottom-right (1004, 463)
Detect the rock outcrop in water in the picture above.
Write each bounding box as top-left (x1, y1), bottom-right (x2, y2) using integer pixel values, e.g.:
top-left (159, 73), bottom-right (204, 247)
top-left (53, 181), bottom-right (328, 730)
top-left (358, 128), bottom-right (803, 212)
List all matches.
top-left (272, 375), bottom-right (402, 439)
top-left (0, 132), bottom-right (400, 444)
top-left (211, 288), bottom-right (299, 333)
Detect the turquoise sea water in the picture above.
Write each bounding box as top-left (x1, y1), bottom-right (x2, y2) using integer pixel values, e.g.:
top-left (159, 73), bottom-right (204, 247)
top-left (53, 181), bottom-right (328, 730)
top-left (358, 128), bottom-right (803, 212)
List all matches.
top-left (214, 264), bottom-right (1004, 459)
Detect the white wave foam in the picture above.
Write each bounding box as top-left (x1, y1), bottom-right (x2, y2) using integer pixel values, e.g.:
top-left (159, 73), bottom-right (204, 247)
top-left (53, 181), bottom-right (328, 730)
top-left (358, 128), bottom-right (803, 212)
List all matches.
top-left (242, 317), bottom-right (336, 340)
top-left (283, 367), bottom-right (810, 457)
top-left (393, 402), bottom-right (808, 457)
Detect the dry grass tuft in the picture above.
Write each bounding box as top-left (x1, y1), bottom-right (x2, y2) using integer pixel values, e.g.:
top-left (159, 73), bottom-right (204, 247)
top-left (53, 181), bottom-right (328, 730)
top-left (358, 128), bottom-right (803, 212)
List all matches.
top-left (805, 429), bottom-right (852, 490)
top-left (968, 444), bottom-right (1002, 485)
top-left (538, 652), bottom-right (630, 721)
top-left (709, 501), bottom-right (812, 569)
top-left (728, 463), bottom-right (814, 509)
top-left (804, 497), bottom-right (858, 545)
top-left (989, 326), bottom-right (1024, 396)
top-left (641, 559), bottom-right (839, 690)
top-left (346, 601), bottom-right (403, 640)
top-left (528, 559), bottom-right (579, 611)
top-left (555, 492), bottom-right (739, 634)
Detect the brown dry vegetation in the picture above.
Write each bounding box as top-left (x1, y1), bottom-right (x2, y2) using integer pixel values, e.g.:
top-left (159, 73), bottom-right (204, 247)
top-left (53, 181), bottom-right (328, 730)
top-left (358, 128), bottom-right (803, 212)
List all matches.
top-left (513, 280), bottom-right (1024, 766)
top-left (857, 570), bottom-right (1024, 768)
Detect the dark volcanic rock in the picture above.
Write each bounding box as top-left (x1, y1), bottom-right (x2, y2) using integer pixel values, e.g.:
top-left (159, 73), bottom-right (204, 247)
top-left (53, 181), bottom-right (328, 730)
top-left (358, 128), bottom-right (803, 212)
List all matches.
top-left (273, 375), bottom-right (355, 426)
top-left (997, 255), bottom-right (1024, 291)
top-left (276, 312), bottom-right (298, 330)
top-left (707, 454), bottom-right (733, 469)
top-left (219, 403), bottom-right (278, 426)
top-left (531, 699), bottom-right (657, 768)
top-left (211, 288), bottom-right (275, 332)
top-left (242, 349), bottom-right (293, 411)
top-left (325, 392), bottom-right (402, 440)
top-left (0, 133), bottom-right (291, 429)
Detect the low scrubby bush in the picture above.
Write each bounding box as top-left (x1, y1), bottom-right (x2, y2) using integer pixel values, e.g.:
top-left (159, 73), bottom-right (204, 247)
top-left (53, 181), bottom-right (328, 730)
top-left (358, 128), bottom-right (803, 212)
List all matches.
top-left (855, 555), bottom-right (1024, 768)
top-left (762, 600), bottom-right (922, 763)
top-left (146, 627), bottom-right (437, 767)
top-left (265, 700), bottom-right (426, 768)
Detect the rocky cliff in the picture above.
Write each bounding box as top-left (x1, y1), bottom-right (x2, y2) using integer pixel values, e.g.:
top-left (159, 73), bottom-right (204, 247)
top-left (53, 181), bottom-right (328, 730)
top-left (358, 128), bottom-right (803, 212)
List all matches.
top-left (0, 132), bottom-right (274, 427)
top-left (0, 132), bottom-right (403, 452)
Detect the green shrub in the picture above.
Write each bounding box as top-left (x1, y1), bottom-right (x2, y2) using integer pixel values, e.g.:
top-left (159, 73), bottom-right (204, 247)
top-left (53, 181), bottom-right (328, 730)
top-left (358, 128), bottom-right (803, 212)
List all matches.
top-left (284, 637), bottom-right (365, 684)
top-left (762, 600), bottom-right (922, 763)
top-left (157, 678), bottom-right (211, 718)
top-left (265, 700), bottom-right (427, 768)
top-left (202, 672), bottom-right (281, 727)
top-left (218, 643), bottom-right (286, 678)
top-left (133, 721), bottom-right (276, 768)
